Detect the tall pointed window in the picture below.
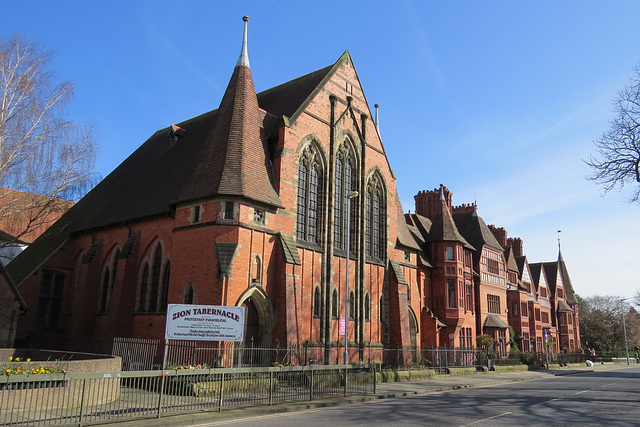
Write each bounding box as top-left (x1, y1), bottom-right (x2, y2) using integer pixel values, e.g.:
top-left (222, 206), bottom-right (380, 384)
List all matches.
top-left (137, 243), bottom-right (168, 313)
top-left (296, 144), bottom-right (323, 244)
top-left (160, 261), bottom-right (170, 311)
top-left (98, 268), bottom-right (110, 313)
top-left (137, 264), bottom-right (149, 312)
top-left (334, 142), bottom-right (357, 252)
top-left (98, 249), bottom-right (120, 314)
top-left (365, 173), bottom-right (386, 260)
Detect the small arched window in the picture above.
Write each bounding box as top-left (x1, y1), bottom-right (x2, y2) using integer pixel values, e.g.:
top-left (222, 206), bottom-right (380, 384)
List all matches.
top-left (137, 264), bottom-right (149, 312)
top-left (160, 261), bottom-right (170, 312)
top-left (252, 255), bottom-right (262, 284)
top-left (313, 287), bottom-right (321, 318)
top-left (332, 289), bottom-right (338, 318)
top-left (184, 283), bottom-right (194, 304)
top-left (98, 268), bottom-right (110, 313)
top-left (349, 291), bottom-right (355, 319)
top-left (364, 293), bottom-right (371, 321)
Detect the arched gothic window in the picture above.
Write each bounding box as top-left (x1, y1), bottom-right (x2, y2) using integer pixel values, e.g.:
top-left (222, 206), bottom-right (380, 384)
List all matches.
top-left (364, 293), bottom-right (371, 321)
top-left (160, 261), bottom-right (170, 311)
top-left (98, 249), bottom-right (120, 313)
top-left (98, 268), bottom-right (110, 313)
top-left (365, 173), bottom-right (386, 260)
top-left (334, 142), bottom-right (357, 252)
top-left (137, 264), bottom-right (149, 312)
top-left (332, 289), bottom-right (339, 318)
top-left (296, 144), bottom-right (323, 244)
top-left (137, 243), bottom-right (168, 313)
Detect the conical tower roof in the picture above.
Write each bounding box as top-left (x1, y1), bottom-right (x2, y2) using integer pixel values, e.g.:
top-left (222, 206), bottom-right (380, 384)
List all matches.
top-left (178, 16), bottom-right (281, 207)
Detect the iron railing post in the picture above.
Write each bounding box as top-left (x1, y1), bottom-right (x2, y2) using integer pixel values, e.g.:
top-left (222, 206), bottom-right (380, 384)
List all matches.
top-left (78, 378), bottom-right (87, 424)
top-left (269, 370), bottom-right (274, 406)
top-left (218, 372), bottom-right (225, 412)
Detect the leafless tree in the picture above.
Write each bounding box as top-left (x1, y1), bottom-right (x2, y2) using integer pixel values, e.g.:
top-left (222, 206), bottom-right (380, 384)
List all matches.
top-left (0, 35), bottom-right (97, 249)
top-left (579, 295), bottom-right (640, 352)
top-left (586, 65), bottom-right (640, 203)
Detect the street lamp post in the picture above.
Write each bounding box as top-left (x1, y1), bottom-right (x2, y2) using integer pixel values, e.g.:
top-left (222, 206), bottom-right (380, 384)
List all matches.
top-left (621, 298), bottom-right (630, 365)
top-left (344, 191), bottom-right (358, 365)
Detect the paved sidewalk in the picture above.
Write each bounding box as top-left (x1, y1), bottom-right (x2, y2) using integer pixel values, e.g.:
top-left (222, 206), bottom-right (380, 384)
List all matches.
top-left (110, 364), bottom-right (625, 427)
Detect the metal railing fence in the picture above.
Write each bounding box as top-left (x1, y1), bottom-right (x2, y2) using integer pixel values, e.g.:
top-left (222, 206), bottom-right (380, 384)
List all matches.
top-left (0, 364), bottom-right (375, 426)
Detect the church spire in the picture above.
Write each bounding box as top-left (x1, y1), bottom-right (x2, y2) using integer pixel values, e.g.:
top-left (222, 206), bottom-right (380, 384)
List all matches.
top-left (178, 16), bottom-right (281, 207)
top-left (557, 229), bottom-right (563, 261)
top-left (236, 16), bottom-right (250, 68)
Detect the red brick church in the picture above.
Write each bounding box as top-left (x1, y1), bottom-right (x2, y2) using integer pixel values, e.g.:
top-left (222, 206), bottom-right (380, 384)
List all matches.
top-left (7, 17), bottom-right (580, 364)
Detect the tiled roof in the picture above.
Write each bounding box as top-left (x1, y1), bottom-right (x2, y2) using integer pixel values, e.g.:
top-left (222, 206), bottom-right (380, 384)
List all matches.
top-left (178, 63), bottom-right (282, 207)
top-left (504, 247), bottom-right (519, 273)
top-left (6, 56), bottom-right (342, 286)
top-left (279, 233), bottom-right (301, 265)
top-left (483, 314), bottom-right (509, 329)
top-left (557, 299), bottom-right (574, 313)
top-left (215, 243), bottom-right (237, 275)
top-left (528, 263), bottom-right (543, 293)
top-left (543, 262), bottom-right (558, 291)
top-left (452, 209), bottom-right (503, 265)
top-left (558, 250), bottom-right (578, 305)
top-left (395, 202), bottom-right (421, 251)
top-left (427, 200), bottom-right (473, 249)
top-left (389, 260), bottom-right (408, 285)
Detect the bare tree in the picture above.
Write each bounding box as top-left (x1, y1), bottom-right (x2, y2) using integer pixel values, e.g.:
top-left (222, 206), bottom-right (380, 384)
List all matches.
top-left (0, 35), bottom-right (97, 249)
top-left (586, 65), bottom-right (640, 203)
top-left (579, 295), bottom-right (640, 352)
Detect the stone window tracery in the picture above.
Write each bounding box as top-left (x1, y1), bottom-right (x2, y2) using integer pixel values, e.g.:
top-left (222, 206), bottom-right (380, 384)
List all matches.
top-left (296, 144), bottom-right (323, 244)
top-left (365, 173), bottom-right (386, 260)
top-left (334, 142), bottom-right (357, 253)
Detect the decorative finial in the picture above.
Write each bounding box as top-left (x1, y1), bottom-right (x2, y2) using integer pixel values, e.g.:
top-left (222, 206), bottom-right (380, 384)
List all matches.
top-left (236, 16), bottom-right (250, 68)
top-left (557, 229), bottom-right (563, 260)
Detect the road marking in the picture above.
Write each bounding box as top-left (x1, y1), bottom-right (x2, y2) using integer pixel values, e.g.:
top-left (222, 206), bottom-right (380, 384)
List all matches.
top-left (461, 411), bottom-right (513, 426)
top-left (193, 410), bottom-right (323, 426)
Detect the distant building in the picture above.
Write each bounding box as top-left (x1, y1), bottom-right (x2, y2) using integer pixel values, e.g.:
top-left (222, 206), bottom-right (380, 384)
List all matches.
top-left (7, 19), bottom-right (580, 360)
top-left (0, 188), bottom-right (74, 265)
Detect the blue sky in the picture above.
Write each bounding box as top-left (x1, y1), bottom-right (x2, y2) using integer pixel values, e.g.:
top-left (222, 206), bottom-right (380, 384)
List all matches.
top-left (4, 1), bottom-right (640, 298)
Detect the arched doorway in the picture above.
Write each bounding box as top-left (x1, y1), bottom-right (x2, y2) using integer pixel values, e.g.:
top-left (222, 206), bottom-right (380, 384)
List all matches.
top-left (242, 297), bottom-right (260, 347)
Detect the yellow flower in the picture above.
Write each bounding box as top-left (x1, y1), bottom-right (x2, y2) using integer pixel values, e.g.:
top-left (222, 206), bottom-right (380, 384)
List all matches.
top-left (8, 357), bottom-right (12, 361)
top-left (26, 358), bottom-right (31, 362)
top-left (5, 369), bottom-right (11, 374)
top-left (14, 358), bottom-right (20, 362)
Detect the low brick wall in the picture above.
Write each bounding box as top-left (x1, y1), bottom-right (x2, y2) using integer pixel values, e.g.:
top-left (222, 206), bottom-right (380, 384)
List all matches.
top-left (0, 349), bottom-right (122, 410)
top-left (0, 348), bottom-right (121, 372)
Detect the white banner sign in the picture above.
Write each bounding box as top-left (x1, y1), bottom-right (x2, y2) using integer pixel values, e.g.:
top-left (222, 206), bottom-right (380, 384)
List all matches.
top-left (165, 304), bottom-right (246, 342)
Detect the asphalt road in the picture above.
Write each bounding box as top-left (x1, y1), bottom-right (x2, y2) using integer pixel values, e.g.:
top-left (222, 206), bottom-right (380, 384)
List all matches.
top-left (197, 367), bottom-right (640, 426)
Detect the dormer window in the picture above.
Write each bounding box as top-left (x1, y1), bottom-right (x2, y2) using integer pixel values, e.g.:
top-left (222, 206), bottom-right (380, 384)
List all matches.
top-left (190, 205), bottom-right (202, 224)
top-left (224, 202), bottom-right (234, 220)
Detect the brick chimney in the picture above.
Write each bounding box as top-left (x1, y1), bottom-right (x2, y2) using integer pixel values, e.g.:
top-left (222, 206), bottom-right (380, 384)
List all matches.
top-left (507, 237), bottom-right (524, 257)
top-left (488, 225), bottom-right (508, 247)
top-left (414, 185), bottom-right (452, 219)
